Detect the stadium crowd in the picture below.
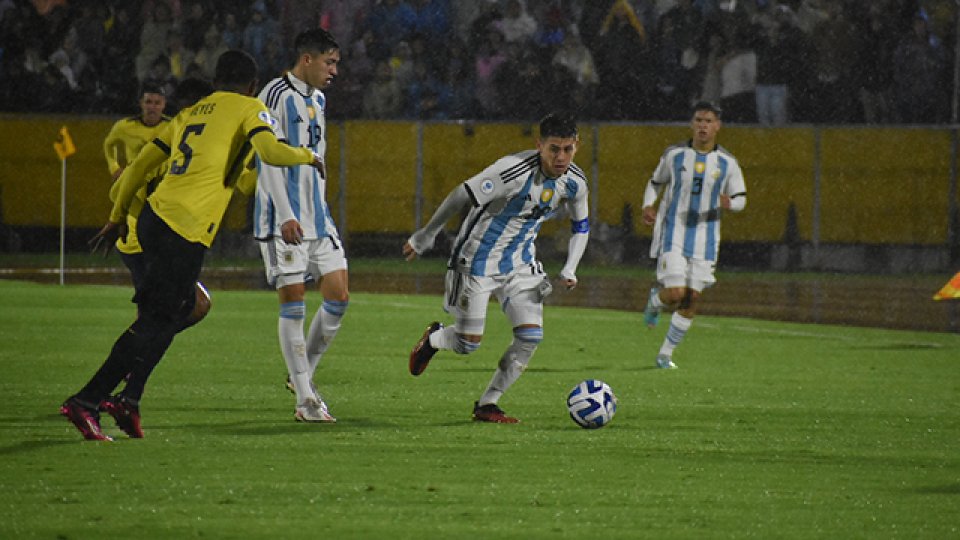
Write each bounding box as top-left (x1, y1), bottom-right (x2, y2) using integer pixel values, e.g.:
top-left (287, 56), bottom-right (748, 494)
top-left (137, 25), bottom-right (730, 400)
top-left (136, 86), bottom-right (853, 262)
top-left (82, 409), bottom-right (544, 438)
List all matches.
top-left (0, 0), bottom-right (953, 124)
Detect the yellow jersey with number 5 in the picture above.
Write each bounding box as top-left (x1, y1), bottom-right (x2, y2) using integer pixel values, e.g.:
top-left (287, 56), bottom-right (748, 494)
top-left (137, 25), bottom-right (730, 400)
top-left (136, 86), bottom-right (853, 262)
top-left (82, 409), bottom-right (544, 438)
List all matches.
top-left (146, 91), bottom-right (302, 247)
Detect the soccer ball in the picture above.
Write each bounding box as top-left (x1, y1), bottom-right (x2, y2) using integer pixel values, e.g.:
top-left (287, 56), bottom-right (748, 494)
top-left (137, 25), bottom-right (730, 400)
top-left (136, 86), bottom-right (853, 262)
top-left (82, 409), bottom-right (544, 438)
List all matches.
top-left (566, 379), bottom-right (618, 429)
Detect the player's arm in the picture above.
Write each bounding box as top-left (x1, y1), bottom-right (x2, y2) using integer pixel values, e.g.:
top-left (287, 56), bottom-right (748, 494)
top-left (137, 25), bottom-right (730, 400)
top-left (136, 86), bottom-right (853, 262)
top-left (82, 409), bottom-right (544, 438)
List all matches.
top-left (641, 154), bottom-right (669, 226)
top-left (234, 155), bottom-right (258, 197)
top-left (90, 138), bottom-right (169, 254)
top-left (109, 140), bottom-right (169, 224)
top-left (250, 129), bottom-right (316, 168)
top-left (559, 182), bottom-right (590, 289)
top-left (720, 162), bottom-right (747, 212)
top-left (102, 123), bottom-right (124, 179)
top-left (403, 184), bottom-right (472, 260)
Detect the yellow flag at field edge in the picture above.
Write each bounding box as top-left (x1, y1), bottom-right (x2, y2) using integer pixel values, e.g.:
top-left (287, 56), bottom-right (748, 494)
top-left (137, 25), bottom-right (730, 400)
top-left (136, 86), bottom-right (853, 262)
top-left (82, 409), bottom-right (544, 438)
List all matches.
top-left (932, 271), bottom-right (960, 300)
top-left (53, 126), bottom-right (76, 160)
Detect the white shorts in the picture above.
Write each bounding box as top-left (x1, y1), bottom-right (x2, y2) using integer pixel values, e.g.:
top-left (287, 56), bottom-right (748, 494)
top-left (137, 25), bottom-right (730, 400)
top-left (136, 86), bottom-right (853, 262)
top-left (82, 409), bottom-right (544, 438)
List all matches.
top-left (655, 251), bottom-right (716, 292)
top-left (260, 236), bottom-right (348, 289)
top-left (444, 264), bottom-right (551, 335)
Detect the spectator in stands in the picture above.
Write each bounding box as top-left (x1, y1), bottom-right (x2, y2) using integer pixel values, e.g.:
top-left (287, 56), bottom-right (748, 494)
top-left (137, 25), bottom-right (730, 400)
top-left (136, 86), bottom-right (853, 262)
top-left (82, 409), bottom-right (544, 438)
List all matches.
top-left (180, 1), bottom-right (211, 53)
top-left (499, 0), bottom-right (537, 45)
top-left (466, 0), bottom-right (502, 54)
top-left (135, 1), bottom-right (175, 82)
top-left (48, 27), bottom-right (87, 92)
top-left (473, 26), bottom-right (507, 119)
top-left (243, 2), bottom-right (279, 67)
top-left (806, 2), bottom-right (859, 123)
top-left (409, 0), bottom-right (450, 46)
top-left (553, 30), bottom-right (599, 116)
top-left (194, 25), bottom-right (229, 81)
top-left (892, 13), bottom-right (946, 124)
top-left (164, 29), bottom-right (194, 81)
top-left (144, 54), bottom-right (178, 104)
top-left (589, 0), bottom-right (655, 119)
top-left (220, 12), bottom-right (243, 49)
top-left (718, 26), bottom-right (757, 123)
top-left (855, 4), bottom-right (895, 124)
top-left (651, 11), bottom-right (691, 121)
top-left (258, 34), bottom-right (288, 83)
top-left (366, 0), bottom-right (416, 60)
top-left (99, 4), bottom-right (141, 112)
top-left (363, 59), bottom-right (403, 118)
top-left (754, 9), bottom-right (804, 125)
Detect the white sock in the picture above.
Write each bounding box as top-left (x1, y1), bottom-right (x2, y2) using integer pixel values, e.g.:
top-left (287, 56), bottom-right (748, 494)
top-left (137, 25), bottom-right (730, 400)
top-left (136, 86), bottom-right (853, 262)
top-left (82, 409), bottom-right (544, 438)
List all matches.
top-left (279, 302), bottom-right (312, 403)
top-left (648, 289), bottom-right (666, 310)
top-left (306, 299), bottom-right (348, 377)
top-left (428, 324), bottom-right (458, 350)
top-left (479, 328), bottom-right (541, 406)
top-left (659, 312), bottom-right (692, 357)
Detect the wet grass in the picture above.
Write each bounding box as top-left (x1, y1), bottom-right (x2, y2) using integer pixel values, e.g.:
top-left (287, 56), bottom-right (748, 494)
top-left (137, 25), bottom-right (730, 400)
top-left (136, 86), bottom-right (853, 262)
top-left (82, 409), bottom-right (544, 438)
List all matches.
top-left (1, 280), bottom-right (958, 538)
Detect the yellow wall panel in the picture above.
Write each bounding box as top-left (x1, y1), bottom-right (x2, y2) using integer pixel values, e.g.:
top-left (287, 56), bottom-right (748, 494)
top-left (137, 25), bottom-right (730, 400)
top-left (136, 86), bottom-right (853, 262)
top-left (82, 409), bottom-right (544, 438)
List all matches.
top-left (820, 128), bottom-right (951, 244)
top-left (0, 115), bottom-right (113, 227)
top-left (0, 116), bottom-right (955, 247)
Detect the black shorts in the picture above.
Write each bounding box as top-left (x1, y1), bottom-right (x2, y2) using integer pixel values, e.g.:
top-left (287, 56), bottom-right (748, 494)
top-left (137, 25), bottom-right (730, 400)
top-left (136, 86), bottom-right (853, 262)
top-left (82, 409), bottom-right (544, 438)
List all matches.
top-left (133, 201), bottom-right (206, 321)
top-left (120, 251), bottom-right (147, 292)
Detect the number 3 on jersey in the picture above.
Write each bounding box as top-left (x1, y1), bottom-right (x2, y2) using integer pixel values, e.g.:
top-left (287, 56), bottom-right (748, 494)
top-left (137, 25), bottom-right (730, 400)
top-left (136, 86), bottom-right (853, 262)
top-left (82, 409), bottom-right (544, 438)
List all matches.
top-left (170, 124), bottom-right (206, 175)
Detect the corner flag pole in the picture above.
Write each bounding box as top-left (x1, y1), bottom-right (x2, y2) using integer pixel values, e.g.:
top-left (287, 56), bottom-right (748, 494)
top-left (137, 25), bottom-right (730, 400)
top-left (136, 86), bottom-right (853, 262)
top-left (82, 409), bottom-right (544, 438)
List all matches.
top-left (53, 126), bottom-right (76, 286)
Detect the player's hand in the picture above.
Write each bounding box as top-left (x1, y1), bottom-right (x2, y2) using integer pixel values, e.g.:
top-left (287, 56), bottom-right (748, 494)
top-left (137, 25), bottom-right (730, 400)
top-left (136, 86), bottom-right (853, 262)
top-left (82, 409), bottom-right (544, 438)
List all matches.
top-left (719, 194), bottom-right (731, 209)
top-left (88, 221), bottom-right (126, 257)
top-left (562, 277), bottom-right (577, 290)
top-left (280, 219), bottom-right (303, 245)
top-left (402, 241), bottom-right (419, 261)
top-left (641, 205), bottom-right (657, 226)
top-left (310, 152), bottom-right (326, 177)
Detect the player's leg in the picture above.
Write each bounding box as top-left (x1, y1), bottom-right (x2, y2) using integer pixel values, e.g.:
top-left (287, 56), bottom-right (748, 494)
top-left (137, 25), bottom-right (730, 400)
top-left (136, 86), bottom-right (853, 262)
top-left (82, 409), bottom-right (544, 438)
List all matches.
top-left (261, 238), bottom-right (332, 422)
top-left (409, 271), bottom-right (488, 376)
top-left (181, 281), bottom-right (211, 329)
top-left (654, 257), bottom-right (715, 369)
top-left (66, 204), bottom-right (200, 439)
top-left (472, 275), bottom-right (545, 423)
top-left (305, 238), bottom-right (349, 378)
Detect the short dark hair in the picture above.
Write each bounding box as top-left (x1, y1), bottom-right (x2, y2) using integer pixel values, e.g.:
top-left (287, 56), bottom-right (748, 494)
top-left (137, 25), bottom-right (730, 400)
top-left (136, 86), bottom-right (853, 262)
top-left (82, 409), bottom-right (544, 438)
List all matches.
top-left (139, 82), bottom-right (166, 98)
top-left (214, 49), bottom-right (258, 87)
top-left (294, 28), bottom-right (339, 56)
top-left (539, 111), bottom-right (578, 139)
top-left (692, 100), bottom-right (722, 119)
top-left (174, 77), bottom-right (214, 109)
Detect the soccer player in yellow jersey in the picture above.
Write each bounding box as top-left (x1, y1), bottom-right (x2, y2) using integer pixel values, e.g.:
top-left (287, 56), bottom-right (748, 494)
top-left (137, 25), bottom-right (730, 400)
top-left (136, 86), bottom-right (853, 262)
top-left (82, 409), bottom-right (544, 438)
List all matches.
top-left (61, 50), bottom-right (323, 441)
top-left (102, 83), bottom-right (169, 259)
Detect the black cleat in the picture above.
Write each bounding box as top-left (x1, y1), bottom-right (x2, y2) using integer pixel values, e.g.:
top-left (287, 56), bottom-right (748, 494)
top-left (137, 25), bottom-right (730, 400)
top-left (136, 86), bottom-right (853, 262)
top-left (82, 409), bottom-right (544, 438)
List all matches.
top-left (409, 322), bottom-right (442, 376)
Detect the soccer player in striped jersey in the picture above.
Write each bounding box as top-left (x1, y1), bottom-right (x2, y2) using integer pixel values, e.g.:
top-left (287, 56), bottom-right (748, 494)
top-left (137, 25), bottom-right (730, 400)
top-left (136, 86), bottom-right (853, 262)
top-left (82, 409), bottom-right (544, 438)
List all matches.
top-left (252, 29), bottom-right (345, 424)
top-left (641, 101), bottom-right (747, 369)
top-left (62, 50), bottom-right (324, 441)
top-left (403, 112), bottom-right (590, 424)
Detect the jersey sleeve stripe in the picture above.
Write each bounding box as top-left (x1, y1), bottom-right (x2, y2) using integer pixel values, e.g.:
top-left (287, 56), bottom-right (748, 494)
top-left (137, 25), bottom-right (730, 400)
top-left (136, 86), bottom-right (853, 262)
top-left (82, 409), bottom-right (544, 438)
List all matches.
top-left (463, 183), bottom-right (480, 207)
top-left (500, 155), bottom-right (538, 182)
top-left (152, 138), bottom-right (171, 155)
top-left (247, 125), bottom-right (273, 139)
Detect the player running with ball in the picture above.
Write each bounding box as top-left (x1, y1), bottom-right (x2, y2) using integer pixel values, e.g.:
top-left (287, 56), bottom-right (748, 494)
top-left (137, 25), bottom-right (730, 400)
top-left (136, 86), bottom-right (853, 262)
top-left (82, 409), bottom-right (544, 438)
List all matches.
top-left (403, 112), bottom-right (590, 423)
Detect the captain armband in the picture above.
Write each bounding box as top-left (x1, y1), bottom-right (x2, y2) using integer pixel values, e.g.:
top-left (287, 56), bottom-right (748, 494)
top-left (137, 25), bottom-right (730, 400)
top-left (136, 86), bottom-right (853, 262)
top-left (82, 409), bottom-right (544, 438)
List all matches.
top-left (570, 218), bottom-right (590, 234)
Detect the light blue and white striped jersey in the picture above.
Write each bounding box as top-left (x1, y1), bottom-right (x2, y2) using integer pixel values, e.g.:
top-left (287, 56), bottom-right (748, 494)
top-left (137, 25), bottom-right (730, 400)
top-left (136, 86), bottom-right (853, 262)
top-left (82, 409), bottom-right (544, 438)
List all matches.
top-left (253, 73), bottom-right (340, 242)
top-left (648, 142), bottom-right (746, 261)
top-left (450, 150), bottom-right (590, 277)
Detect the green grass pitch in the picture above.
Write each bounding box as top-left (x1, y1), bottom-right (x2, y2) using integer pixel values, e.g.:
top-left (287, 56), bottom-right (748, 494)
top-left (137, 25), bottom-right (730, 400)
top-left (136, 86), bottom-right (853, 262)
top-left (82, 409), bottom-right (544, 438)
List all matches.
top-left (0, 279), bottom-right (958, 538)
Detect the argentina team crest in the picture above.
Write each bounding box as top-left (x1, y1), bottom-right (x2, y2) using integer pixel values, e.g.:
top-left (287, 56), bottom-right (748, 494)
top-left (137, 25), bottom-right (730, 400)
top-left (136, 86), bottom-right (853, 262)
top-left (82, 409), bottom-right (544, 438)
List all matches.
top-left (540, 188), bottom-right (554, 204)
top-left (695, 161), bottom-right (706, 174)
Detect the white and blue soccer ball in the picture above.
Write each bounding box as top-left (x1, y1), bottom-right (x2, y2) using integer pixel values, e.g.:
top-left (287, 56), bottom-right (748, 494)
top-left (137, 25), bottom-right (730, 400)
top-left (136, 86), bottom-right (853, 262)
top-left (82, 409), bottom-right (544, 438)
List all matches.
top-left (566, 379), bottom-right (618, 429)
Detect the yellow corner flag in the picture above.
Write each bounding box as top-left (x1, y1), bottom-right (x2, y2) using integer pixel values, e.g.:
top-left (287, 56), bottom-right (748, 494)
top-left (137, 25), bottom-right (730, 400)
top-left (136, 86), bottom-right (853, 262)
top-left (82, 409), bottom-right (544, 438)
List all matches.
top-left (933, 271), bottom-right (960, 300)
top-left (53, 126), bottom-right (76, 160)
